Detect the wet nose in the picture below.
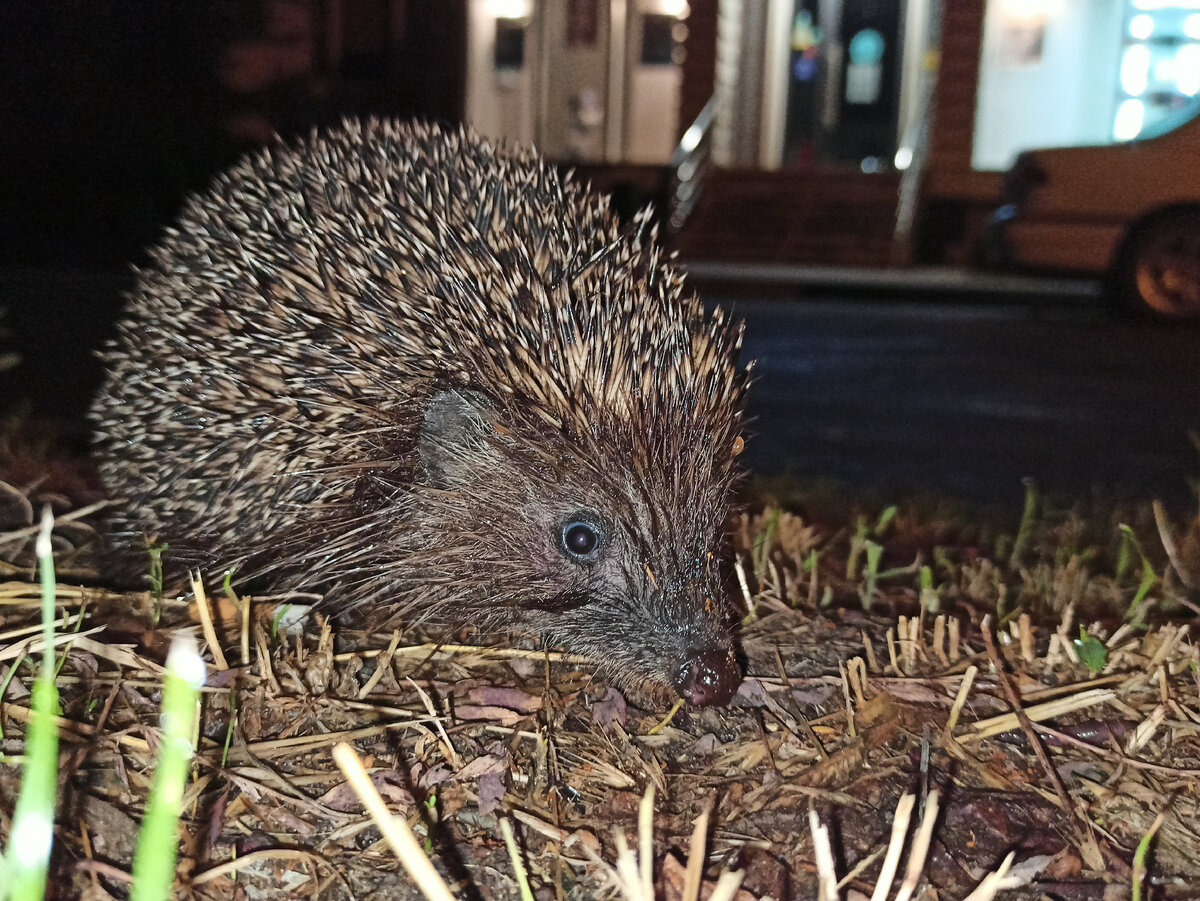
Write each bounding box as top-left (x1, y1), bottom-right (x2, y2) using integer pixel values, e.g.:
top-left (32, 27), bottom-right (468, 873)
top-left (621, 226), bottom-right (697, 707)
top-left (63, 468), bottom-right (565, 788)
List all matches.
top-left (675, 648), bottom-right (742, 706)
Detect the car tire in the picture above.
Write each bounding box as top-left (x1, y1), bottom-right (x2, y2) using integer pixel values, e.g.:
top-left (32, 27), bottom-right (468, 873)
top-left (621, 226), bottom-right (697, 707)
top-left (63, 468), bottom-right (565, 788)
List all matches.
top-left (1111, 207), bottom-right (1200, 320)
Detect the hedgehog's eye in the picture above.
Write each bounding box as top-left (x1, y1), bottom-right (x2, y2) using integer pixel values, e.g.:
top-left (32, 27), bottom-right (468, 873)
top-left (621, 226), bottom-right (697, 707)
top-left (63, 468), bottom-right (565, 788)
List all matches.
top-left (560, 518), bottom-right (602, 562)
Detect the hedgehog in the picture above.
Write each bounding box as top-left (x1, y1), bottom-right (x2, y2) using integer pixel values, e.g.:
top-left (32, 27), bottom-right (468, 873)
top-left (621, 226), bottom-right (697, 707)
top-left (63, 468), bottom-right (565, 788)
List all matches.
top-left (91, 119), bottom-right (752, 706)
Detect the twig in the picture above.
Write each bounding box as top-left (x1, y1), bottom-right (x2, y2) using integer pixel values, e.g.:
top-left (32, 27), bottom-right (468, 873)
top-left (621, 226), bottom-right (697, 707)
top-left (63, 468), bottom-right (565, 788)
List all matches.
top-left (684, 800), bottom-right (712, 901)
top-left (808, 807), bottom-right (839, 901)
top-left (1153, 499), bottom-right (1198, 590)
top-left (192, 847), bottom-right (354, 898)
top-left (1031, 722), bottom-right (1200, 777)
top-left (499, 819), bottom-right (534, 900)
top-left (191, 571), bottom-right (228, 671)
top-left (867, 793), bottom-right (914, 901)
top-left (979, 616), bottom-right (1114, 874)
top-left (332, 741), bottom-right (456, 901)
top-left (893, 791), bottom-right (939, 901)
top-left (639, 786), bottom-right (655, 901)
top-left (0, 499), bottom-right (110, 546)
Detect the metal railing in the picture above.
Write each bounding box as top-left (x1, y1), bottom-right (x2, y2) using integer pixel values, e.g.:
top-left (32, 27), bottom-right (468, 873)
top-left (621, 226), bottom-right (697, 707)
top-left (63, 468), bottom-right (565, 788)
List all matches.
top-left (666, 96), bottom-right (717, 234)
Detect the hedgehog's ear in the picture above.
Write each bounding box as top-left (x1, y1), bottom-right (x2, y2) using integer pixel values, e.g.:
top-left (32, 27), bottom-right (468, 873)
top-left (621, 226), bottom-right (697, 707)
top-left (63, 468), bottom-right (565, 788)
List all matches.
top-left (419, 389), bottom-right (496, 487)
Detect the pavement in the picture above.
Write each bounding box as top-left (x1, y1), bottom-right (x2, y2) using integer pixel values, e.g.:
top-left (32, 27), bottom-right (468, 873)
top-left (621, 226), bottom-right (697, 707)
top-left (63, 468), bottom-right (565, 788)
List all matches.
top-left (0, 263), bottom-right (1161, 508)
top-left (681, 260), bottom-right (1104, 300)
top-left (730, 291), bottom-right (1200, 509)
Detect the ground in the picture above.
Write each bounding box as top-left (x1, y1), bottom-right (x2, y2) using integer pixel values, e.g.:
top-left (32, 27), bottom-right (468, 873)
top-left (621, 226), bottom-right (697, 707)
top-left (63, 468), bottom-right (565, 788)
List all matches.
top-left (1, 470), bottom-right (1199, 900)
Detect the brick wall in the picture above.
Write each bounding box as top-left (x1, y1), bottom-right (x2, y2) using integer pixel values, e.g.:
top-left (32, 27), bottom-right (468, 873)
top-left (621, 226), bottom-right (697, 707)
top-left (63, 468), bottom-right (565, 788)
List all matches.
top-left (679, 0), bottom-right (718, 138)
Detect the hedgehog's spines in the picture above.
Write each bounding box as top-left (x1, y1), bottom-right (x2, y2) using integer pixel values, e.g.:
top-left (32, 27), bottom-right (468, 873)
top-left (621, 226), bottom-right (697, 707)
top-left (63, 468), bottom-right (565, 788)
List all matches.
top-left (92, 119), bottom-right (749, 702)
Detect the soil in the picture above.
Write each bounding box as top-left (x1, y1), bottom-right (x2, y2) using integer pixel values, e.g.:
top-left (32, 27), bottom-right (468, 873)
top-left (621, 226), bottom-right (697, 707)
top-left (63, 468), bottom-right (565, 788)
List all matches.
top-left (2, 473), bottom-right (1200, 900)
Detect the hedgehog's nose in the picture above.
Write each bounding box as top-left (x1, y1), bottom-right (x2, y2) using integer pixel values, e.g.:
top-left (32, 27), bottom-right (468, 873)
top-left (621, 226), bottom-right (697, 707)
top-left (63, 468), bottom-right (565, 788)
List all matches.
top-left (675, 648), bottom-right (741, 706)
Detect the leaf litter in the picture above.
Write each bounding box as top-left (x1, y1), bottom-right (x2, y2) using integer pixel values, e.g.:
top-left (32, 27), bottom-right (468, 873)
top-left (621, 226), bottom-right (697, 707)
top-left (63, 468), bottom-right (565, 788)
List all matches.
top-left (0, 460), bottom-right (1199, 900)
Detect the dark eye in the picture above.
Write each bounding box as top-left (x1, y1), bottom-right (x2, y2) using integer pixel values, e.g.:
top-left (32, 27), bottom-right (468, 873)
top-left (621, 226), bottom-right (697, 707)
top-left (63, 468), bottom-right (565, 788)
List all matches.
top-left (561, 519), bottom-right (601, 561)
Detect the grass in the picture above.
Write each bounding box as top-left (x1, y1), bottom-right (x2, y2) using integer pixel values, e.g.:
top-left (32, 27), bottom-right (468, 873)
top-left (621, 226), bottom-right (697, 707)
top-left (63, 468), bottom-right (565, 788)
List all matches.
top-left (742, 473), bottom-right (1200, 625)
top-left (0, 509), bottom-right (204, 901)
top-left (1, 509), bottom-right (60, 901)
top-left (128, 634), bottom-right (205, 901)
top-left (1, 471), bottom-right (1198, 897)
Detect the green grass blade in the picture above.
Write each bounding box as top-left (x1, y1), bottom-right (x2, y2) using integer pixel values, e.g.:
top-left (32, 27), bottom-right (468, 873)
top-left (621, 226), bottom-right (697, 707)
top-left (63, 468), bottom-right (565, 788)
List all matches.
top-left (1131, 811), bottom-right (1165, 901)
top-left (860, 540), bottom-right (883, 609)
top-left (846, 515), bottom-right (869, 580)
top-left (751, 509), bottom-right (779, 586)
top-left (1117, 524), bottom-right (1159, 621)
top-left (874, 505), bottom-right (897, 536)
top-left (918, 564), bottom-right (940, 612)
top-left (1008, 477), bottom-right (1039, 570)
top-left (146, 541), bottom-right (167, 625)
top-left (4, 676), bottom-right (60, 901)
top-left (129, 635), bottom-right (206, 901)
top-left (2, 508), bottom-right (62, 901)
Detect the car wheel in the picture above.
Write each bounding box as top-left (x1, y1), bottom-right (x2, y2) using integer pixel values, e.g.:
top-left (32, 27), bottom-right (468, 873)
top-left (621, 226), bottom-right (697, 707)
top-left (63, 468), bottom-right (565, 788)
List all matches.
top-left (1113, 208), bottom-right (1200, 319)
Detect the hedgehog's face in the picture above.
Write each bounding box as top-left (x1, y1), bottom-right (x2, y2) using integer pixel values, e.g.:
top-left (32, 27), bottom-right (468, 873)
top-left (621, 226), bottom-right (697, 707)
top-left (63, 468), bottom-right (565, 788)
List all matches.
top-left (416, 389), bottom-right (744, 706)
top-left (526, 501), bottom-right (743, 707)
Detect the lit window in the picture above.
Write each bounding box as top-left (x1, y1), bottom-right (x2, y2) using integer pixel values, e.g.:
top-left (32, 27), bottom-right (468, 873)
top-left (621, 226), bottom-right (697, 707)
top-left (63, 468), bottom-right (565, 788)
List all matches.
top-left (1129, 14), bottom-right (1154, 40)
top-left (1178, 44), bottom-right (1200, 96)
top-left (1134, 0), bottom-right (1200, 10)
top-left (1121, 44), bottom-right (1150, 96)
top-left (1114, 98), bottom-right (1145, 140)
top-left (485, 0), bottom-right (531, 17)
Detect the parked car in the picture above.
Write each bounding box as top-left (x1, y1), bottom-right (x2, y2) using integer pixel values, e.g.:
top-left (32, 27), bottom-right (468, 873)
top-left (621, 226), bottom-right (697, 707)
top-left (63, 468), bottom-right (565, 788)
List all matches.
top-left (982, 103), bottom-right (1200, 319)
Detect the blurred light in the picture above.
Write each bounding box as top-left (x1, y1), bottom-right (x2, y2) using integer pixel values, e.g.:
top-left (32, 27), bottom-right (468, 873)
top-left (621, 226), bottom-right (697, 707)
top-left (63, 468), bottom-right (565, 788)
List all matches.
top-left (1129, 14), bottom-right (1154, 39)
top-left (1115, 98), bottom-right (1146, 140)
top-left (860, 156), bottom-right (880, 174)
top-left (1186, 14), bottom-right (1200, 39)
top-left (1178, 43), bottom-right (1200, 95)
top-left (167, 635), bottom-right (209, 690)
top-left (11, 811), bottom-right (53, 866)
top-left (1001, 0), bottom-right (1060, 17)
top-left (679, 122), bottom-right (702, 153)
top-left (486, 0), bottom-right (531, 18)
top-left (1121, 44), bottom-right (1150, 95)
top-left (894, 146), bottom-right (913, 170)
top-left (659, 0), bottom-right (691, 17)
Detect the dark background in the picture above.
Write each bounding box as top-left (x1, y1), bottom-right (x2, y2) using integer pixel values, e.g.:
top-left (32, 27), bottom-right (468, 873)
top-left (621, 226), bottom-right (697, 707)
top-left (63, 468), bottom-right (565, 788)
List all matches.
top-left (1, 1), bottom-right (469, 437)
top-left (0, 1), bottom-right (467, 270)
top-left (2, 3), bottom-right (1198, 513)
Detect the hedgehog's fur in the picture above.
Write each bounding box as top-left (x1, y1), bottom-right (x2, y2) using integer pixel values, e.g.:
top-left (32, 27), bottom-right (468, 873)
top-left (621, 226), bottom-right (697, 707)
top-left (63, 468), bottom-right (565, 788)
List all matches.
top-left (92, 119), bottom-right (751, 705)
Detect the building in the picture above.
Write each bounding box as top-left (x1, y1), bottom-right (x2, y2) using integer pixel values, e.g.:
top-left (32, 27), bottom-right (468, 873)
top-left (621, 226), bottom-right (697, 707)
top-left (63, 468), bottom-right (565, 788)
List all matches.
top-left (462, 1), bottom-right (1200, 265)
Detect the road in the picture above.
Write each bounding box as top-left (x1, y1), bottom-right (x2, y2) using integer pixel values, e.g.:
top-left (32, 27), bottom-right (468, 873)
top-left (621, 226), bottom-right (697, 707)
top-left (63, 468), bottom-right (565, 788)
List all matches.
top-left (726, 289), bottom-right (1200, 509)
top-left (1, 268), bottom-right (1198, 509)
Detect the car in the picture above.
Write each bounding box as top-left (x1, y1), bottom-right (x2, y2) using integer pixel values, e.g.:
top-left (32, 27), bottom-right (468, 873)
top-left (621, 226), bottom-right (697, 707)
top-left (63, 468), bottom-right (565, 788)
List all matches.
top-left (982, 103), bottom-right (1200, 319)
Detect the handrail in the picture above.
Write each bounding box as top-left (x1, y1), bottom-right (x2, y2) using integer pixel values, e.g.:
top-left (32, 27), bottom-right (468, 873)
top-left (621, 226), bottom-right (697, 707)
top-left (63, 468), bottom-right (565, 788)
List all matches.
top-left (666, 95), bottom-right (717, 233)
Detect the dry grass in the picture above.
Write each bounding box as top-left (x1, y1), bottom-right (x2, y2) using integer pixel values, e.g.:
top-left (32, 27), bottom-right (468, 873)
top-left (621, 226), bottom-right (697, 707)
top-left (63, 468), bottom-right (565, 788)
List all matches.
top-left (1, 476), bottom-right (1199, 899)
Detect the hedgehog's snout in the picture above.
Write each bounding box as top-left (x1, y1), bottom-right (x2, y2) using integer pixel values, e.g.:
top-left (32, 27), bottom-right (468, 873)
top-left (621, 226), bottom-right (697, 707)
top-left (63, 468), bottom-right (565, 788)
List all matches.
top-left (674, 647), bottom-right (741, 707)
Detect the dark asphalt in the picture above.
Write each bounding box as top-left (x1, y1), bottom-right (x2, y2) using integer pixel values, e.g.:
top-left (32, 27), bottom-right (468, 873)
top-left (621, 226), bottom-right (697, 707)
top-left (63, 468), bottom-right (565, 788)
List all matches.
top-left (1, 268), bottom-right (1198, 509)
top-left (727, 293), bottom-right (1200, 509)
